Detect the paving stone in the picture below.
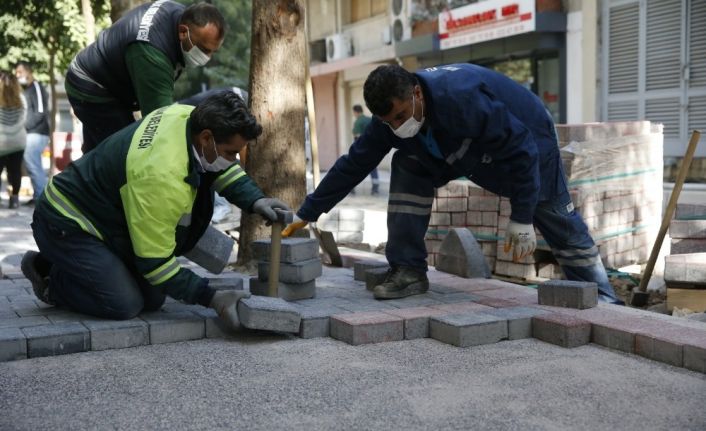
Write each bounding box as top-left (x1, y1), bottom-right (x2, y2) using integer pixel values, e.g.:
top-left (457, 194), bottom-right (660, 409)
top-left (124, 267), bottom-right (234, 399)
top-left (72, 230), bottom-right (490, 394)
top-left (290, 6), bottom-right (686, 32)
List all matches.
top-left (190, 308), bottom-right (231, 338)
top-left (383, 295), bottom-right (443, 308)
top-left (670, 238), bottom-right (706, 254)
top-left (532, 314), bottom-right (591, 348)
top-left (83, 319), bottom-right (149, 351)
top-left (160, 302), bottom-right (206, 314)
top-left (140, 311), bottom-right (205, 344)
top-left (183, 225), bottom-right (234, 274)
top-left (428, 283), bottom-right (464, 294)
top-left (483, 307), bottom-right (549, 340)
top-left (383, 307), bottom-right (447, 339)
top-left (635, 332), bottom-right (684, 368)
top-left (298, 306), bottom-right (348, 339)
top-left (435, 228), bottom-right (491, 278)
top-left (336, 299), bottom-right (399, 312)
top-left (430, 312), bottom-right (508, 347)
top-left (429, 301), bottom-right (495, 314)
top-left (330, 311), bottom-right (403, 345)
top-left (258, 258), bottom-right (322, 284)
top-left (252, 238), bottom-right (319, 263)
top-left (669, 219), bottom-right (706, 238)
top-left (436, 292), bottom-right (483, 304)
top-left (591, 319), bottom-right (638, 354)
top-left (365, 267), bottom-right (390, 291)
top-left (538, 280), bottom-right (598, 309)
top-left (13, 304), bottom-right (63, 317)
top-left (0, 311), bottom-right (17, 319)
top-left (237, 296), bottom-right (301, 333)
top-left (22, 322), bottom-right (90, 358)
top-left (0, 327), bottom-right (26, 361)
top-left (473, 297), bottom-right (521, 308)
top-left (684, 345), bottom-right (706, 373)
top-left (0, 315), bottom-right (51, 329)
top-left (664, 253), bottom-right (706, 287)
top-left (249, 277), bottom-right (316, 301)
top-left (353, 260), bottom-right (389, 281)
top-left (208, 276), bottom-right (245, 291)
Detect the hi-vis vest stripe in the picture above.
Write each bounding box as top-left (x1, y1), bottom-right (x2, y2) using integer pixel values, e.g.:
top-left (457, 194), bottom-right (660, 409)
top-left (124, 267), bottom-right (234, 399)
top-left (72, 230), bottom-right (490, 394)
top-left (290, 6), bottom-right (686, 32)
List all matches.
top-left (45, 178), bottom-right (104, 240)
top-left (144, 256), bottom-right (179, 285)
top-left (212, 164), bottom-right (246, 193)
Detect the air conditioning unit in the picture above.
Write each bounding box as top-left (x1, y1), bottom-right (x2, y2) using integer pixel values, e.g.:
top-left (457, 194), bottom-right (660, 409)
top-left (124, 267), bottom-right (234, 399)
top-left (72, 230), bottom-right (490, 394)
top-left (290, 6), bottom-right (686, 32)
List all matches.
top-left (325, 33), bottom-right (353, 62)
top-left (389, 0), bottom-right (412, 43)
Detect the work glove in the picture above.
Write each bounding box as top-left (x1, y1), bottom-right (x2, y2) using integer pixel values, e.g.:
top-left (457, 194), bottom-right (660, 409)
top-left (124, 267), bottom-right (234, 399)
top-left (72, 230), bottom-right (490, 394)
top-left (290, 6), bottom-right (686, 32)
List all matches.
top-left (252, 197), bottom-right (291, 225)
top-left (503, 220), bottom-right (537, 262)
top-left (282, 214), bottom-right (310, 237)
top-left (209, 289), bottom-right (252, 331)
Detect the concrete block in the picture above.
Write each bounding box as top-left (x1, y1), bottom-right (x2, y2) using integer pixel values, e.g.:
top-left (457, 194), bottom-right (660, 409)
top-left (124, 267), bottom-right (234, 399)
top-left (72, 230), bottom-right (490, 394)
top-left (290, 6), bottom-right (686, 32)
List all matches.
top-left (365, 267), bottom-right (390, 291)
top-left (591, 321), bottom-right (636, 353)
top-left (664, 253), bottom-right (706, 287)
top-left (353, 260), bottom-right (389, 281)
top-left (383, 307), bottom-right (446, 339)
top-left (249, 277), bottom-right (316, 301)
top-left (538, 280), bottom-right (598, 309)
top-left (483, 307), bottom-right (548, 340)
top-left (22, 322), bottom-right (90, 358)
top-left (183, 225), bottom-right (234, 274)
top-left (436, 228), bottom-right (491, 278)
top-left (683, 345), bottom-right (706, 373)
top-left (298, 306), bottom-right (348, 339)
top-left (669, 220), bottom-right (706, 239)
top-left (0, 328), bottom-right (26, 361)
top-left (337, 209), bottom-right (365, 221)
top-left (436, 292), bottom-right (483, 303)
top-left (532, 314), bottom-right (591, 348)
top-left (676, 203), bottom-right (706, 220)
top-left (0, 315), bottom-right (51, 329)
top-left (430, 313), bottom-right (508, 347)
top-left (437, 197), bottom-right (468, 212)
top-left (140, 311), bottom-right (205, 344)
top-left (334, 231), bottom-right (364, 243)
top-left (383, 295), bottom-right (443, 309)
top-left (252, 238), bottom-right (319, 263)
top-left (473, 297), bottom-right (521, 308)
top-left (429, 301), bottom-right (495, 314)
top-left (429, 212), bottom-right (451, 226)
top-left (635, 334), bottom-right (683, 368)
top-left (83, 319), bottom-right (149, 351)
top-left (330, 311), bottom-right (403, 345)
top-left (207, 276), bottom-right (245, 291)
top-left (258, 258), bottom-right (322, 283)
top-left (338, 220), bottom-right (365, 231)
top-left (191, 307), bottom-right (231, 338)
top-left (237, 296), bottom-right (301, 333)
top-left (671, 238), bottom-right (706, 254)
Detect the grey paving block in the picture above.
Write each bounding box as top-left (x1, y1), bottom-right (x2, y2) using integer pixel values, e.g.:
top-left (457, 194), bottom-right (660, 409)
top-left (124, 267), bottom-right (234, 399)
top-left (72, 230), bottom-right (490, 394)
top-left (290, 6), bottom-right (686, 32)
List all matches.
top-left (183, 225), bottom-right (234, 274)
top-left (538, 280), bottom-right (598, 309)
top-left (83, 319), bottom-right (149, 351)
top-left (353, 260), bottom-right (389, 281)
top-left (676, 203), bottom-right (706, 220)
top-left (0, 315), bottom-right (51, 329)
top-left (664, 253), bottom-right (706, 287)
top-left (532, 314), bottom-right (591, 348)
top-left (252, 238), bottom-right (319, 263)
top-left (140, 311), bottom-right (205, 344)
top-left (47, 311), bottom-right (91, 324)
top-left (436, 292), bottom-right (483, 304)
top-left (383, 295), bottom-right (443, 308)
top-left (22, 322), bottom-right (90, 358)
top-left (334, 231), bottom-right (363, 243)
top-left (670, 238), bottom-right (706, 254)
top-left (237, 296), bottom-right (301, 333)
top-left (0, 328), bottom-right (27, 361)
top-left (160, 302), bottom-right (206, 314)
top-left (683, 345), bottom-right (706, 373)
top-left (383, 307), bottom-right (446, 340)
top-left (483, 307), bottom-right (548, 340)
top-left (298, 306), bottom-right (348, 339)
top-left (635, 334), bottom-right (684, 368)
top-left (337, 208), bottom-right (365, 221)
top-left (365, 267), bottom-right (390, 291)
top-left (430, 313), bottom-right (508, 347)
top-left (591, 323), bottom-right (635, 353)
top-left (436, 228), bottom-right (491, 278)
top-left (249, 277), bottom-right (315, 301)
top-left (330, 311), bottom-right (403, 345)
top-left (191, 308), bottom-right (231, 339)
top-left (258, 258), bottom-right (322, 284)
top-left (669, 219), bottom-right (706, 238)
top-left (207, 276), bottom-right (245, 291)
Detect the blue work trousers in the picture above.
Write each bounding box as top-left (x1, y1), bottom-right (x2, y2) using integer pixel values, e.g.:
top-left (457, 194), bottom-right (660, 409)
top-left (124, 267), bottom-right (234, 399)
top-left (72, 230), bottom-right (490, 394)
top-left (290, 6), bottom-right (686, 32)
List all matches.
top-left (385, 151), bottom-right (617, 301)
top-left (31, 210), bottom-right (165, 320)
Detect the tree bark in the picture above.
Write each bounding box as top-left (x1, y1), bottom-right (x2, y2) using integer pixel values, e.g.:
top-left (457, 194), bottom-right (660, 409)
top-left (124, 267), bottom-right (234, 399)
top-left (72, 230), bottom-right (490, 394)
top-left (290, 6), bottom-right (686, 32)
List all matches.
top-left (237, 0), bottom-right (308, 264)
top-left (81, 0), bottom-right (96, 44)
top-left (48, 49), bottom-right (57, 175)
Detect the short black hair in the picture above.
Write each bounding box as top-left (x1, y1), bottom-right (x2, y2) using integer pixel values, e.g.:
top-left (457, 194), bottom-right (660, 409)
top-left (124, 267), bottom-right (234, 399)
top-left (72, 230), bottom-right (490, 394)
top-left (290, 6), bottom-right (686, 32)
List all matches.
top-left (363, 64), bottom-right (417, 116)
top-left (180, 2), bottom-right (226, 39)
top-left (190, 90), bottom-right (262, 142)
top-left (15, 61), bottom-right (32, 73)
top-left (352, 104), bottom-right (363, 113)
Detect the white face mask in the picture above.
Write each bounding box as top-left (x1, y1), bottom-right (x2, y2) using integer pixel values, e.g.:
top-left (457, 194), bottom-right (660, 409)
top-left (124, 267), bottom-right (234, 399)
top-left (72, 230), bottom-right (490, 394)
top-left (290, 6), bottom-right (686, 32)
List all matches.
top-left (182, 28), bottom-right (211, 67)
top-left (200, 137), bottom-right (233, 172)
top-left (390, 92), bottom-right (424, 139)
top-left (17, 77), bottom-right (28, 86)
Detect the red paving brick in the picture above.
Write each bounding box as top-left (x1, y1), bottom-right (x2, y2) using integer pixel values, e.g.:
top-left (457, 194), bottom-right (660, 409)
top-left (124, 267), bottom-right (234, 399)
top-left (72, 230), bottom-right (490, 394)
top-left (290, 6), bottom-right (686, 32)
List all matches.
top-left (473, 297), bottom-right (522, 308)
top-left (429, 302), bottom-right (495, 314)
top-left (532, 313), bottom-right (591, 348)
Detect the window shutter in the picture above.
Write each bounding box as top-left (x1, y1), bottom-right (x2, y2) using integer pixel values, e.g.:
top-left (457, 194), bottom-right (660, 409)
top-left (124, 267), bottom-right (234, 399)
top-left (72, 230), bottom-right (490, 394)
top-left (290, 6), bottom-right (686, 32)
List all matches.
top-left (608, 3), bottom-right (640, 94)
top-left (645, 0), bottom-right (682, 91)
top-left (608, 101), bottom-right (639, 121)
top-left (689, 0), bottom-right (706, 88)
top-left (688, 96), bottom-right (706, 133)
top-left (646, 98), bottom-right (681, 139)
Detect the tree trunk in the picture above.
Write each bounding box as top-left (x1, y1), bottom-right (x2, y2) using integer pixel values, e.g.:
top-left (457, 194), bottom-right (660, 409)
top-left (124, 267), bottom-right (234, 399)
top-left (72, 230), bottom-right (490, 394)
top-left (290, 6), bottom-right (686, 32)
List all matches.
top-left (48, 50), bottom-right (57, 176)
top-left (237, 0), bottom-right (308, 265)
top-left (81, 0), bottom-right (96, 44)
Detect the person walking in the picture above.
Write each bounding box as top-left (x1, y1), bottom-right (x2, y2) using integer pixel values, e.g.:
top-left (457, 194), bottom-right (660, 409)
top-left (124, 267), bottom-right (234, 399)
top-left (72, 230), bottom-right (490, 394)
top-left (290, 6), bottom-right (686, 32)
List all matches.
top-left (0, 71), bottom-right (27, 209)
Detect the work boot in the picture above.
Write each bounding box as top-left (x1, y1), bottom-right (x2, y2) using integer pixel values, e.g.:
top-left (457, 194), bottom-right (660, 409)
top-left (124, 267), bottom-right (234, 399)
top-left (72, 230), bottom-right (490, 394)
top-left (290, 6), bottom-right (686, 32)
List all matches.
top-left (8, 195), bottom-right (19, 209)
top-left (373, 266), bottom-right (429, 299)
top-left (21, 251), bottom-right (54, 305)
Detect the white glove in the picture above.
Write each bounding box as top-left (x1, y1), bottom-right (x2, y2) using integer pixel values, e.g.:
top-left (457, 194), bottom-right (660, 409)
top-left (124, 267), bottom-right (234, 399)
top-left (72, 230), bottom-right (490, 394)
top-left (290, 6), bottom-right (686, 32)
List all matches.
top-left (504, 220), bottom-right (537, 261)
top-left (209, 290), bottom-right (252, 331)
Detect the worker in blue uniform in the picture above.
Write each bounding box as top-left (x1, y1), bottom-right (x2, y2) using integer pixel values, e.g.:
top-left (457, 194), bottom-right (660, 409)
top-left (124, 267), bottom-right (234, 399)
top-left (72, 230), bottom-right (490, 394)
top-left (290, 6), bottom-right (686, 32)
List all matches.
top-left (284, 64), bottom-right (618, 303)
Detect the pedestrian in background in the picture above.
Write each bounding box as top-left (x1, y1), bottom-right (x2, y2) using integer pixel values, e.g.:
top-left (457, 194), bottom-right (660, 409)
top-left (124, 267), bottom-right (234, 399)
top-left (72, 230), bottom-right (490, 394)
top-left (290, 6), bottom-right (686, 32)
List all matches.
top-left (15, 61), bottom-right (49, 205)
top-left (0, 71), bottom-right (27, 209)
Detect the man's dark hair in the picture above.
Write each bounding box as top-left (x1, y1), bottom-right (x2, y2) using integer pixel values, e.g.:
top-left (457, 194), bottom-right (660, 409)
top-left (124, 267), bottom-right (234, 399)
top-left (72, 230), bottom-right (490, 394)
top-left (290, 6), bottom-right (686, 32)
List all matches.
top-left (15, 61), bottom-right (32, 72)
top-left (363, 64), bottom-right (417, 116)
top-left (181, 2), bottom-right (226, 39)
top-left (352, 104), bottom-right (363, 113)
top-left (190, 91), bottom-right (262, 142)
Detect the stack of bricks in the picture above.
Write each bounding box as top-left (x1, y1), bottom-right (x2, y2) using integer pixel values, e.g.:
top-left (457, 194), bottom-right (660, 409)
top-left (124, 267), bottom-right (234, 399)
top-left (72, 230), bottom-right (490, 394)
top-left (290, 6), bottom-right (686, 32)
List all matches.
top-left (317, 209), bottom-right (365, 244)
top-left (426, 121), bottom-right (663, 280)
top-left (425, 180), bottom-right (499, 270)
top-left (250, 238), bottom-right (322, 301)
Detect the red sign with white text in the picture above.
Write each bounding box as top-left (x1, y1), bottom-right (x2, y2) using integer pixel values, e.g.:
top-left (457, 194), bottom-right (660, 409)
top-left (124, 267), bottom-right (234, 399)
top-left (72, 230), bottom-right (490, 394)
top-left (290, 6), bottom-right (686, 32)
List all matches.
top-left (439, 0), bottom-right (535, 50)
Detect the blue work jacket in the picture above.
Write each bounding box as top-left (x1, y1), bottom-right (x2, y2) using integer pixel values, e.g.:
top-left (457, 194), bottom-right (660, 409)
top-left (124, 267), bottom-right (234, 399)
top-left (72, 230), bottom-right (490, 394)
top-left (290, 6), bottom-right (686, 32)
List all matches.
top-left (298, 63), bottom-right (565, 225)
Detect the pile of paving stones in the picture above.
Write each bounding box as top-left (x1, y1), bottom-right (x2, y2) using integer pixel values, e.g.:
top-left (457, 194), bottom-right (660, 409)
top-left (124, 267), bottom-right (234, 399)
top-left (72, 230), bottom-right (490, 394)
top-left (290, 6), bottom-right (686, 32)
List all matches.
top-left (250, 238), bottom-right (322, 300)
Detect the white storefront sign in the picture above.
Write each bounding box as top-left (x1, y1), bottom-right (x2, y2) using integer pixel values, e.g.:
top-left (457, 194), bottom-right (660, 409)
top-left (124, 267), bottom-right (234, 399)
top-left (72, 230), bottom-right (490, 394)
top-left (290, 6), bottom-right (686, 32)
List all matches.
top-left (439, 0), bottom-right (536, 50)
